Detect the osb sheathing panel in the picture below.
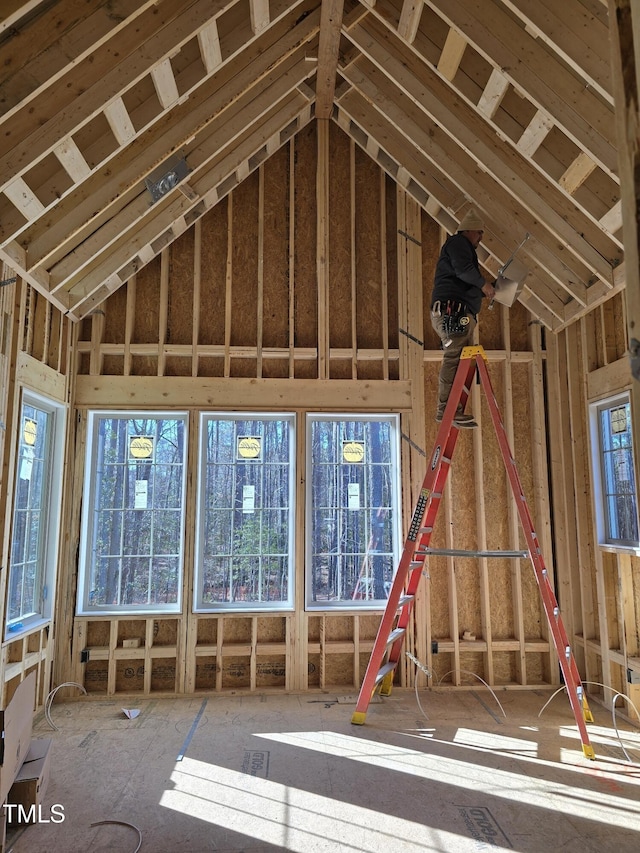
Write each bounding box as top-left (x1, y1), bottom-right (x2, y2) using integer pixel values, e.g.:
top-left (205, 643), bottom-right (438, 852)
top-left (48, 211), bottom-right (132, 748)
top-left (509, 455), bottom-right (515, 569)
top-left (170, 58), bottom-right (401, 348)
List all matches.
top-left (325, 614), bottom-right (355, 641)
top-left (168, 230), bottom-right (195, 346)
top-left (223, 616), bottom-right (252, 643)
top-left (328, 127), bottom-right (352, 356)
top-left (262, 147), bottom-right (290, 352)
top-left (354, 146), bottom-right (383, 353)
top-left (293, 124), bottom-right (317, 360)
top-left (257, 616), bottom-right (286, 642)
top-left (199, 199), bottom-right (228, 349)
top-left (132, 255), bottom-right (161, 376)
top-left (196, 618), bottom-right (218, 644)
top-left (508, 300), bottom-right (531, 352)
top-left (230, 174), bottom-right (259, 362)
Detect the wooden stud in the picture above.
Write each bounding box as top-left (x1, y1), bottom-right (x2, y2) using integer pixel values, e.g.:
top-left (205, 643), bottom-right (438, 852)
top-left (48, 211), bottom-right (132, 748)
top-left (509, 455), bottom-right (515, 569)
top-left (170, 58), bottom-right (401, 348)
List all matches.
top-left (380, 171), bottom-right (389, 381)
top-left (350, 140), bottom-right (357, 380)
top-left (224, 194), bottom-right (233, 378)
top-left (315, 0), bottom-right (345, 119)
top-left (317, 120), bottom-right (330, 379)
top-left (257, 165), bottom-right (265, 379)
top-left (159, 249), bottom-right (169, 377)
top-left (288, 140), bottom-right (296, 379)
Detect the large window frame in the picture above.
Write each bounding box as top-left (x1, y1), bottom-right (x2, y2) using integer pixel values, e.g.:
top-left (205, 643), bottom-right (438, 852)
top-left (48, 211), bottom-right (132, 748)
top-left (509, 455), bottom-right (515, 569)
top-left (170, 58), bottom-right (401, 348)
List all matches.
top-left (77, 411), bottom-right (188, 615)
top-left (6, 390), bottom-right (66, 637)
top-left (590, 393), bottom-right (640, 548)
top-left (194, 413), bottom-right (296, 612)
top-left (305, 413), bottom-right (402, 610)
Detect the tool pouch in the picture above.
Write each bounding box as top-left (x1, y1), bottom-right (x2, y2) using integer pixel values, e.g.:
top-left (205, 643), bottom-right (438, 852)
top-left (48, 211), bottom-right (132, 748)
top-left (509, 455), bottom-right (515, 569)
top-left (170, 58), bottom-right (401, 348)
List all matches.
top-left (441, 301), bottom-right (470, 337)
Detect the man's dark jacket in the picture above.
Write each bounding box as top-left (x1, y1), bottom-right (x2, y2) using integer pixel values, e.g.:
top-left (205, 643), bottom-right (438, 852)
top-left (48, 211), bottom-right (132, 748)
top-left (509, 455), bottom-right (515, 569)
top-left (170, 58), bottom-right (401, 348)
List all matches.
top-left (431, 232), bottom-right (486, 317)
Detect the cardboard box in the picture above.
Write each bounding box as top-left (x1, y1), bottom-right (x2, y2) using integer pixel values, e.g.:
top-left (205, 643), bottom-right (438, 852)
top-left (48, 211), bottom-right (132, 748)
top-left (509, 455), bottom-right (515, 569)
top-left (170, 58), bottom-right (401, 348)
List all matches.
top-left (0, 672), bottom-right (35, 803)
top-left (7, 738), bottom-right (52, 824)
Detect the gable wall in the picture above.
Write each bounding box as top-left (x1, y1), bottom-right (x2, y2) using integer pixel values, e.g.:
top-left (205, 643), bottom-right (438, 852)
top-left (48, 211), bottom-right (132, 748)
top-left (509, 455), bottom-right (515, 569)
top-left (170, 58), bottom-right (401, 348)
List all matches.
top-left (50, 122), bottom-right (564, 698)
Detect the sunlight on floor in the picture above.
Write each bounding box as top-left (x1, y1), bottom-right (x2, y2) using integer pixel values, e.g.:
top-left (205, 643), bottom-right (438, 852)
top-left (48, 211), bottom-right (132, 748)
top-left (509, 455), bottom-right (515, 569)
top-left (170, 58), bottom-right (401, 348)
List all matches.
top-left (160, 756), bottom-right (471, 852)
top-left (252, 729), bottom-right (640, 826)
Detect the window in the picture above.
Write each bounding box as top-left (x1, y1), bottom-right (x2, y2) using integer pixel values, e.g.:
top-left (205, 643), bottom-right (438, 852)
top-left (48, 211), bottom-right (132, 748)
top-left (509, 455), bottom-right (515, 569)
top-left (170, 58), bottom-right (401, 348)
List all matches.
top-left (78, 413), bottom-right (187, 614)
top-left (592, 395), bottom-right (639, 546)
top-left (195, 414), bottom-right (295, 611)
top-left (6, 392), bottom-right (65, 636)
top-left (306, 415), bottom-right (401, 609)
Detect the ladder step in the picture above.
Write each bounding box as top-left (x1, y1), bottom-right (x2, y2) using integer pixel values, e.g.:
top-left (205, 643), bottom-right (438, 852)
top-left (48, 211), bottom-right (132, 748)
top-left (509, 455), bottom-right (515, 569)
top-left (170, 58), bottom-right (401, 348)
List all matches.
top-left (387, 627), bottom-right (405, 644)
top-left (397, 594), bottom-right (414, 608)
top-left (374, 661), bottom-right (396, 685)
top-left (420, 547), bottom-right (529, 558)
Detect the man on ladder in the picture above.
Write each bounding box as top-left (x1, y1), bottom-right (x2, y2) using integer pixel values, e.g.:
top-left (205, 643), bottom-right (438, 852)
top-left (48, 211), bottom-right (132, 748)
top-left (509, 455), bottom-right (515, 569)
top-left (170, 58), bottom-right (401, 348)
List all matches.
top-left (431, 208), bottom-right (495, 428)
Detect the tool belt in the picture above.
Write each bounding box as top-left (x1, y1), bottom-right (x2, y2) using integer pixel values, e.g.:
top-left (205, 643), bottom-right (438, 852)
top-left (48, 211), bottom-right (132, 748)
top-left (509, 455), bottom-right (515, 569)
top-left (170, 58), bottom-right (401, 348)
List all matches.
top-left (432, 300), bottom-right (471, 337)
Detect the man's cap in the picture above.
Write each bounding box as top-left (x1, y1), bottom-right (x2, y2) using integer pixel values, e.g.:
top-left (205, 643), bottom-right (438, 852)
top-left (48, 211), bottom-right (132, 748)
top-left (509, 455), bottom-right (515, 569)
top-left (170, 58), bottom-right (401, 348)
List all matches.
top-left (458, 209), bottom-right (484, 231)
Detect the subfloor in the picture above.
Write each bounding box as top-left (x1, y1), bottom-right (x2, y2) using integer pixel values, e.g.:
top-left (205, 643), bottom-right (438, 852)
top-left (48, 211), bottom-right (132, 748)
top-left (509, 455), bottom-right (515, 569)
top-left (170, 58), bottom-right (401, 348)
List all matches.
top-left (6, 686), bottom-right (640, 853)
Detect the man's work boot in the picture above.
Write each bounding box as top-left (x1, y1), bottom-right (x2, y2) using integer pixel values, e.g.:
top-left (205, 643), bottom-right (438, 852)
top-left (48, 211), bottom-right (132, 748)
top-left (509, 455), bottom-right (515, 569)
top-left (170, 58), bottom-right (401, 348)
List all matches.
top-left (453, 412), bottom-right (477, 429)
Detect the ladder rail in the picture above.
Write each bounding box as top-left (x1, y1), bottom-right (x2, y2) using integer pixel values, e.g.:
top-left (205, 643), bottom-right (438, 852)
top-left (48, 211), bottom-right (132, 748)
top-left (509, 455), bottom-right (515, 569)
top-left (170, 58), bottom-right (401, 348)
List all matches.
top-left (352, 348), bottom-right (595, 760)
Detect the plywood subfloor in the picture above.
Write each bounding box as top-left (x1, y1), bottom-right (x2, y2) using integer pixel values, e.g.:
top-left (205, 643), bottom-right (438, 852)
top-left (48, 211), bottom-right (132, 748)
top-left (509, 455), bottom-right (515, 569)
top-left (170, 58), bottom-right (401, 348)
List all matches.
top-left (7, 688), bottom-right (640, 852)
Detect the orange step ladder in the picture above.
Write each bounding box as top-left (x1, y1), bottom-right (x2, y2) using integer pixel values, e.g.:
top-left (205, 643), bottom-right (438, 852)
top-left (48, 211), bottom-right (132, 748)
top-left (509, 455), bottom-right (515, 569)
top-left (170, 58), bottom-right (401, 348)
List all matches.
top-left (351, 345), bottom-right (595, 760)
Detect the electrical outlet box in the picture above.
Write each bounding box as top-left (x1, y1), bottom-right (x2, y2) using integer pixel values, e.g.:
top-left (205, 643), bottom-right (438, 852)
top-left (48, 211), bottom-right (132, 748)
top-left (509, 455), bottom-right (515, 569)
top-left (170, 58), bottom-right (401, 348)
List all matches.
top-left (627, 668), bottom-right (640, 685)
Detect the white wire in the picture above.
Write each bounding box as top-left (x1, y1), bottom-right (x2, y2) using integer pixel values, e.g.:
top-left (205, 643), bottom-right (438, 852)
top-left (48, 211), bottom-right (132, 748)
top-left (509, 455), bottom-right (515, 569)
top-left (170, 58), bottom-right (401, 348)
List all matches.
top-left (44, 681), bottom-right (87, 731)
top-left (437, 669), bottom-right (507, 717)
top-left (538, 680), bottom-right (640, 766)
top-left (405, 651), bottom-right (431, 721)
top-left (90, 820), bottom-right (142, 853)
top-left (611, 692), bottom-right (640, 764)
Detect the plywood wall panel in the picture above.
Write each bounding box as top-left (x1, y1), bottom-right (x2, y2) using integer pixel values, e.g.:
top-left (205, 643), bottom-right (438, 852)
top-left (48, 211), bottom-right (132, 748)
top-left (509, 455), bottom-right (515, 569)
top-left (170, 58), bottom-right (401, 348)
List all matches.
top-left (328, 126), bottom-right (352, 353)
top-left (103, 284), bottom-right (127, 345)
top-left (133, 256), bottom-right (161, 344)
top-left (199, 199), bottom-right (229, 349)
top-left (509, 300), bottom-right (531, 352)
top-left (230, 175), bottom-right (259, 347)
top-left (293, 124), bottom-right (317, 354)
top-left (262, 146), bottom-right (290, 350)
top-left (354, 145), bottom-right (383, 354)
top-left (167, 230), bottom-right (195, 346)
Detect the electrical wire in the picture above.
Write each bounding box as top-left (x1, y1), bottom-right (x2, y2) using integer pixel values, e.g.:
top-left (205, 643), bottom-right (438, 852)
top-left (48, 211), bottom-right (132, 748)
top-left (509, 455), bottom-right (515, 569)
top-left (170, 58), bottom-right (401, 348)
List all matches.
top-left (405, 651), bottom-right (431, 721)
top-left (44, 681), bottom-right (87, 731)
top-left (90, 820), bottom-right (142, 853)
top-left (538, 680), bottom-right (640, 765)
top-left (437, 669), bottom-right (507, 718)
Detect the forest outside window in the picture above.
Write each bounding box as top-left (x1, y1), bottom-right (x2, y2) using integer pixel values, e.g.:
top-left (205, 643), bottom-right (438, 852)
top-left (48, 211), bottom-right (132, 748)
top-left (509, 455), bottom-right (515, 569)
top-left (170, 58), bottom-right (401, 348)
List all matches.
top-left (194, 414), bottom-right (295, 611)
top-left (78, 413), bottom-right (187, 614)
top-left (6, 392), bottom-right (65, 636)
top-left (592, 395), bottom-right (639, 547)
top-left (306, 415), bottom-right (401, 609)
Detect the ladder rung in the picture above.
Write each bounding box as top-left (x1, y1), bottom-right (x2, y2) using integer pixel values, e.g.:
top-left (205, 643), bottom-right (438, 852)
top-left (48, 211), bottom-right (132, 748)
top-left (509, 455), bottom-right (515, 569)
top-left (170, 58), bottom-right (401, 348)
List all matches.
top-left (387, 627), bottom-right (405, 644)
top-left (374, 662), bottom-right (396, 685)
top-left (420, 547), bottom-right (529, 558)
top-left (397, 595), bottom-right (414, 608)
top-left (409, 560), bottom-right (424, 569)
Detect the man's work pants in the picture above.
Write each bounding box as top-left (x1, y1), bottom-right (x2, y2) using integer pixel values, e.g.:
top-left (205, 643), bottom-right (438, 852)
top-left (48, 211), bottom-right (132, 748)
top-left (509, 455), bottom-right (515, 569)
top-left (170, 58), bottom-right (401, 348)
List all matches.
top-left (430, 311), bottom-right (477, 418)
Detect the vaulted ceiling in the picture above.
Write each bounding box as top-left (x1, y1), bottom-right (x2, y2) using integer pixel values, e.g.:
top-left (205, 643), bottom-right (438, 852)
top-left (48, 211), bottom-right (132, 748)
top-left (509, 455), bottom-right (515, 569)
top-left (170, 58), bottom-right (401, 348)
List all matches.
top-left (0, 0), bottom-right (623, 330)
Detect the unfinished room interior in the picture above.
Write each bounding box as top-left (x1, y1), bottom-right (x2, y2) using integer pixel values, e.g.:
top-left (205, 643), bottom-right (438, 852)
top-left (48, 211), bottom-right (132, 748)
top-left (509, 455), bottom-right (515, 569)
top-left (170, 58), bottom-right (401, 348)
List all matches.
top-left (1, 0), bottom-right (640, 850)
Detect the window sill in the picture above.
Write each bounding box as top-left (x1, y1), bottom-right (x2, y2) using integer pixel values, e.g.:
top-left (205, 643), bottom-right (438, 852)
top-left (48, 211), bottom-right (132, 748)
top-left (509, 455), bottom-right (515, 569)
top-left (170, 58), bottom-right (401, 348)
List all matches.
top-left (599, 543), bottom-right (640, 557)
top-left (4, 616), bottom-right (50, 643)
